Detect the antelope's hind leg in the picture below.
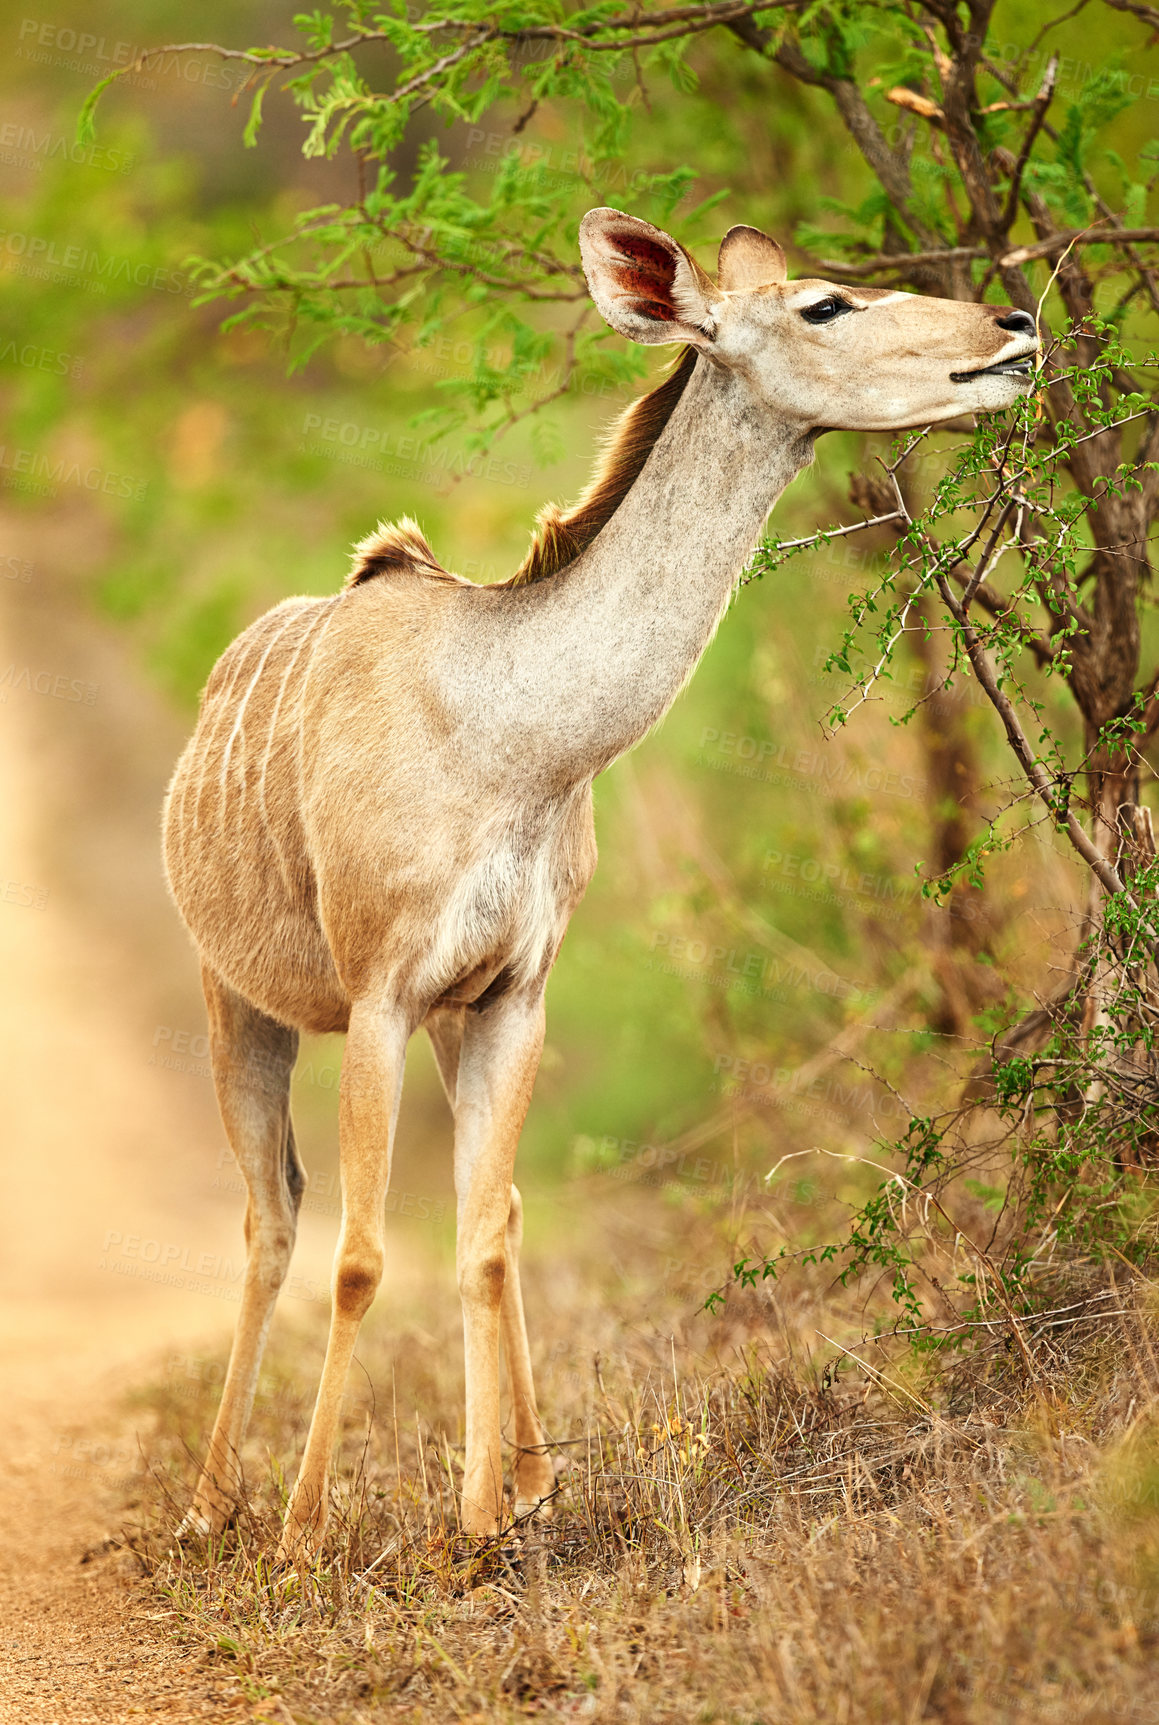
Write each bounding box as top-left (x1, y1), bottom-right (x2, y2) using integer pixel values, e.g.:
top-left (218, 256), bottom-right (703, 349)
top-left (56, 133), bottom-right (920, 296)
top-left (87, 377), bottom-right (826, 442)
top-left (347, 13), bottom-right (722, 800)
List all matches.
top-left (183, 965), bottom-right (301, 1538)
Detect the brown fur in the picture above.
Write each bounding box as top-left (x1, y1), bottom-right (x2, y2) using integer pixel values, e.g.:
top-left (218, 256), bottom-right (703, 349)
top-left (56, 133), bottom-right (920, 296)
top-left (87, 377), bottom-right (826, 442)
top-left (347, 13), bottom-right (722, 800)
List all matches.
top-left (507, 345), bottom-right (698, 586)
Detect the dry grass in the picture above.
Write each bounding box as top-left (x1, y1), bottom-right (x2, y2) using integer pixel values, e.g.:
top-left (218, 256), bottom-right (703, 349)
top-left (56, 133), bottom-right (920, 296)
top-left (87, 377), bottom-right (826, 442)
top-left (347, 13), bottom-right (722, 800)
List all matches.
top-left (118, 1192), bottom-right (1159, 1723)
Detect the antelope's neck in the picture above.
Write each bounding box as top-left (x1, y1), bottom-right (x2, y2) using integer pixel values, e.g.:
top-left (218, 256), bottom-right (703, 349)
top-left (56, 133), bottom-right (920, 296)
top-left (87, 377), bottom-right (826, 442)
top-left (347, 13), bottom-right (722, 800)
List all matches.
top-left (493, 357), bottom-right (814, 784)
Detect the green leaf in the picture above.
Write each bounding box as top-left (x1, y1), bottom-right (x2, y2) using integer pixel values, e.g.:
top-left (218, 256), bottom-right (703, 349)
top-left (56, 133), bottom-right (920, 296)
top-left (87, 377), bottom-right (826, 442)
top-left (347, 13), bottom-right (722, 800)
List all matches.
top-left (76, 70), bottom-right (125, 144)
top-left (243, 81), bottom-right (269, 148)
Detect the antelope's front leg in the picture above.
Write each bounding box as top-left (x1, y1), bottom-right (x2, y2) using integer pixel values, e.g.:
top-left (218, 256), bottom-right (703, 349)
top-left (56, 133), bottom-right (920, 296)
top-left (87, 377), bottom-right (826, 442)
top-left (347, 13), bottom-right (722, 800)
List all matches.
top-left (454, 988), bottom-right (545, 1538)
top-left (277, 997), bottom-right (407, 1566)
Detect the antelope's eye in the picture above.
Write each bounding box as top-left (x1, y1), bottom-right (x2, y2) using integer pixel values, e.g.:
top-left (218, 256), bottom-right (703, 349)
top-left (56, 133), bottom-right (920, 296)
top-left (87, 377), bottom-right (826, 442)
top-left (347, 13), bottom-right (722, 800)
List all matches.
top-left (800, 297), bottom-right (852, 324)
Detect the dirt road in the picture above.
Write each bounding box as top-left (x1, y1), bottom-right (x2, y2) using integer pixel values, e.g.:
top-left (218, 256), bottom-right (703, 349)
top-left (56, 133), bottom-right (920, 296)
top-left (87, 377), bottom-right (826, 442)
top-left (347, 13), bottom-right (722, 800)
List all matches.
top-left (0, 505), bottom-right (334, 1721)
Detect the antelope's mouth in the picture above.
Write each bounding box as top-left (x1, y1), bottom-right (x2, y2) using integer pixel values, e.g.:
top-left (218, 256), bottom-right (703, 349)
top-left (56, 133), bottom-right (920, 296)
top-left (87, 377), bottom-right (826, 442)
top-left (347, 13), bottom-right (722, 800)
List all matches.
top-left (950, 353), bottom-right (1037, 384)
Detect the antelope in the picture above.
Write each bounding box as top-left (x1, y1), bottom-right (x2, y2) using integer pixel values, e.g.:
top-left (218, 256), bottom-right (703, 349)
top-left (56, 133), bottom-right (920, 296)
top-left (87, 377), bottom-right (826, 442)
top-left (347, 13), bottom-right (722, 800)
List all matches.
top-left (163, 207), bottom-right (1038, 1561)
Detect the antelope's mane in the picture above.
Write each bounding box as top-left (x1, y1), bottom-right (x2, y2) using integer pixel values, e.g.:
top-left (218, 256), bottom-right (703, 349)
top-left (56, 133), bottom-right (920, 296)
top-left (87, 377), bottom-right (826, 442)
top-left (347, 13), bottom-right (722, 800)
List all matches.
top-left (344, 345), bottom-right (699, 595)
top-left (503, 345), bottom-right (698, 588)
top-left (345, 517), bottom-right (459, 588)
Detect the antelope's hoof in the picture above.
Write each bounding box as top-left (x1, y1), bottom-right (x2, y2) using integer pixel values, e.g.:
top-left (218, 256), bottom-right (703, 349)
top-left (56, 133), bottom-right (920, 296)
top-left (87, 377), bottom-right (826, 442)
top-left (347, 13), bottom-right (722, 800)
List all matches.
top-left (169, 1508), bottom-right (214, 1554)
top-left (275, 1521), bottom-right (322, 1573)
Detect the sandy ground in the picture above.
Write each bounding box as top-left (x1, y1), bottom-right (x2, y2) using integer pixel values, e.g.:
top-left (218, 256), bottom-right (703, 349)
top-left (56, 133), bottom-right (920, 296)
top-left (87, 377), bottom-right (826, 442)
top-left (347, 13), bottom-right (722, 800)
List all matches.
top-left (0, 504), bottom-right (347, 1721)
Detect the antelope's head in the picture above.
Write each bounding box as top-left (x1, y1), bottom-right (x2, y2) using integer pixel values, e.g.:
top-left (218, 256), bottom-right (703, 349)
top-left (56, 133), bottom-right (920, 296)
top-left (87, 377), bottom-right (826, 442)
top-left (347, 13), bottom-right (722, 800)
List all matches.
top-left (579, 208), bottom-right (1038, 433)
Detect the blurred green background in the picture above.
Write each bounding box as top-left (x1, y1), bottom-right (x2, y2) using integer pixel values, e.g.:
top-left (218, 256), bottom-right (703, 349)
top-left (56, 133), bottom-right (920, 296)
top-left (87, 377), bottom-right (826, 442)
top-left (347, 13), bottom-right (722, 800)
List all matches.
top-left (2, 0), bottom-right (1153, 1281)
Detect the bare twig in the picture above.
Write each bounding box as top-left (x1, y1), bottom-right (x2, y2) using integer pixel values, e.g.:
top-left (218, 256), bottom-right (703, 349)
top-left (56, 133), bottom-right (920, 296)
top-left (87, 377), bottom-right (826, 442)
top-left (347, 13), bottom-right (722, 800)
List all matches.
top-left (736, 510), bottom-right (905, 588)
top-left (812, 226), bottom-right (1159, 280)
top-left (999, 56), bottom-right (1058, 234)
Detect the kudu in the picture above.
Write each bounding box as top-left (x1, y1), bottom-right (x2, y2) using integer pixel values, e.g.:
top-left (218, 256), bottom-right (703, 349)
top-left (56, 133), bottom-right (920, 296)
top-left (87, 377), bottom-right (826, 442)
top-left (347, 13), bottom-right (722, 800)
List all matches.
top-left (163, 207), bottom-right (1038, 1560)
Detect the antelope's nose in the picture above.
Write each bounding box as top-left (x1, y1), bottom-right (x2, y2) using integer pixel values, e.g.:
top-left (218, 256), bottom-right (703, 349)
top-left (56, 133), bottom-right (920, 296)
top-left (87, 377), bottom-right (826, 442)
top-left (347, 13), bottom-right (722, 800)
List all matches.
top-left (995, 309), bottom-right (1037, 337)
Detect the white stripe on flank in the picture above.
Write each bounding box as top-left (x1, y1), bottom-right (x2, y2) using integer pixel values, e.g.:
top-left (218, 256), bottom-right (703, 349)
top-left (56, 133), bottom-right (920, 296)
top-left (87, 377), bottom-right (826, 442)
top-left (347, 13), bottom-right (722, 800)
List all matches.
top-left (293, 600), bottom-right (341, 833)
top-left (192, 633), bottom-right (260, 832)
top-left (219, 608), bottom-right (310, 807)
top-left (256, 600), bottom-right (335, 897)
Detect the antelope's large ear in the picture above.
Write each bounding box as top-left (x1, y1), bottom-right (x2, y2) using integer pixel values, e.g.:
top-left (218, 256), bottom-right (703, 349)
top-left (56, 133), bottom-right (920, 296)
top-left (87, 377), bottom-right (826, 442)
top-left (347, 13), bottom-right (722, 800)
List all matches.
top-left (578, 207), bottom-right (718, 347)
top-left (717, 225), bottom-right (786, 291)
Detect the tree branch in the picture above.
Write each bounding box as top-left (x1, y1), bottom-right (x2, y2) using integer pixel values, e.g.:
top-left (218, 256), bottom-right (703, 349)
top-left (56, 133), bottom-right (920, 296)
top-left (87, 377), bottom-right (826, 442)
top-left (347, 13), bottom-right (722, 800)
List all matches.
top-left (809, 227), bottom-right (1159, 279)
top-left (998, 56), bottom-right (1058, 235)
top-left (1101, 0), bottom-right (1159, 24)
top-left (935, 572), bottom-right (1131, 900)
top-left (725, 27), bottom-right (943, 250)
